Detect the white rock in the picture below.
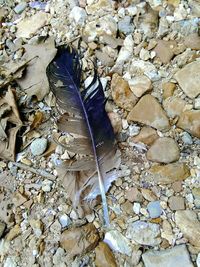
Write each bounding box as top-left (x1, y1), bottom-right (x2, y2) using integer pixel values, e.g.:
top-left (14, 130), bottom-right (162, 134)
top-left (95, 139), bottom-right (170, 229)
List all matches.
top-left (59, 214), bottom-right (72, 228)
top-left (129, 124), bottom-right (140, 136)
top-left (69, 6), bottom-right (87, 25)
top-left (4, 257), bottom-right (17, 267)
top-left (30, 138), bottom-right (47, 156)
top-left (42, 179), bottom-right (53, 192)
top-left (126, 6), bottom-right (137, 16)
top-left (130, 60), bottom-right (160, 81)
top-left (194, 97), bottom-right (200, 109)
top-left (139, 48), bottom-right (150, 61)
top-left (133, 203), bottom-right (141, 214)
top-left (127, 75), bottom-right (152, 97)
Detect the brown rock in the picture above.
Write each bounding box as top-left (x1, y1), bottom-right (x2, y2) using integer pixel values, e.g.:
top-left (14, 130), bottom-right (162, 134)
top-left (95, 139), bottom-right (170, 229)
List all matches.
top-left (130, 126), bottom-right (158, 145)
top-left (121, 201), bottom-right (134, 215)
top-left (163, 97), bottom-right (186, 118)
top-left (172, 181), bottom-right (182, 193)
top-left (128, 75), bottom-right (152, 98)
top-left (162, 82), bottom-right (176, 99)
top-left (111, 73), bottom-right (137, 111)
top-left (174, 61), bottom-right (200, 98)
top-left (125, 187), bottom-right (143, 203)
top-left (127, 95), bottom-right (170, 131)
top-left (60, 223), bottom-right (99, 258)
top-left (154, 40), bottom-right (177, 64)
top-left (6, 224), bottom-right (21, 241)
top-left (177, 110), bottom-right (200, 138)
top-left (95, 242), bottom-right (117, 267)
top-left (175, 210), bottom-right (200, 248)
top-left (147, 137), bottom-right (180, 163)
top-left (168, 196), bottom-right (185, 211)
top-left (149, 163), bottom-right (190, 184)
top-left (141, 188), bottom-right (157, 202)
top-left (184, 33), bottom-right (200, 50)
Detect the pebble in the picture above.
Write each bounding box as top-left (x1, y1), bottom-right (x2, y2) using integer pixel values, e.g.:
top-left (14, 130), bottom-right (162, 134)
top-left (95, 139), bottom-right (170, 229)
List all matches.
top-left (147, 137), bottom-right (180, 163)
top-left (133, 203), bottom-right (141, 215)
top-left (194, 98), bottom-right (200, 109)
top-left (154, 40), bottom-right (177, 64)
top-left (14, 2), bottom-right (27, 14)
top-left (130, 126), bottom-right (158, 145)
top-left (41, 179), bottom-right (53, 192)
top-left (4, 257), bottom-right (17, 267)
top-left (163, 97), bottom-right (186, 118)
top-left (147, 201), bottom-right (162, 218)
top-left (69, 6), bottom-right (87, 25)
top-left (142, 245), bottom-right (194, 267)
top-left (6, 225), bottom-right (21, 241)
top-left (125, 187), bottom-right (143, 203)
top-left (59, 214), bottom-right (72, 228)
top-left (174, 61), bottom-right (200, 98)
top-left (177, 110), bottom-right (200, 138)
top-left (181, 132), bottom-right (193, 145)
top-left (162, 82), bottom-right (176, 99)
top-left (192, 188), bottom-right (200, 208)
top-left (168, 196), bottom-right (185, 211)
top-left (30, 138), bottom-right (48, 156)
top-left (126, 221), bottom-right (161, 246)
top-left (95, 242), bottom-right (117, 267)
top-left (127, 95), bottom-right (170, 131)
top-left (118, 16), bottom-right (133, 35)
top-left (104, 230), bottom-right (132, 256)
top-left (29, 219), bottom-right (43, 238)
top-left (127, 75), bottom-right (152, 98)
top-left (184, 33), bottom-right (200, 50)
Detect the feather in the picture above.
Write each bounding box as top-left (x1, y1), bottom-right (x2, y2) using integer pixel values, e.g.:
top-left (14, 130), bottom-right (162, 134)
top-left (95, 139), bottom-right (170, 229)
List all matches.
top-left (46, 46), bottom-right (120, 225)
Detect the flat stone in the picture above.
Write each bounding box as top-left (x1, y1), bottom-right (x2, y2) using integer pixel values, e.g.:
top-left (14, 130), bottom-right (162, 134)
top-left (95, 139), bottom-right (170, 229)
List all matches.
top-left (142, 245), bottom-right (194, 267)
top-left (126, 221), bottom-right (161, 246)
top-left (149, 163), bottom-right (190, 184)
top-left (69, 6), bottom-right (87, 26)
top-left (14, 2), bottom-right (27, 14)
top-left (95, 242), bottom-right (117, 267)
top-left (141, 188), bottom-right (157, 202)
top-left (60, 223), bottom-right (99, 258)
top-left (111, 73), bottom-right (137, 111)
top-left (175, 210), bottom-right (200, 248)
top-left (154, 40), bottom-right (177, 64)
top-left (177, 110), bottom-right (200, 138)
top-left (162, 82), bottom-right (176, 99)
top-left (147, 137), bottom-right (180, 163)
top-left (127, 95), bottom-right (170, 131)
top-left (30, 138), bottom-right (48, 156)
top-left (128, 75), bottom-right (152, 98)
top-left (172, 181), bottom-right (183, 193)
top-left (130, 126), bottom-right (158, 145)
top-left (168, 196), bottom-right (185, 210)
top-left (125, 187), bottom-right (143, 203)
top-left (147, 201), bottom-right (162, 218)
top-left (174, 61), bottom-right (200, 98)
top-left (16, 12), bottom-right (50, 38)
top-left (118, 16), bottom-right (133, 35)
top-left (163, 97), bottom-right (186, 118)
top-left (184, 33), bottom-right (200, 50)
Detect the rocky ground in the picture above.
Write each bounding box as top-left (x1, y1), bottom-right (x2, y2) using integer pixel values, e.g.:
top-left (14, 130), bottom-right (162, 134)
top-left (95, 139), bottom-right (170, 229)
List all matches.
top-left (0, 0), bottom-right (200, 266)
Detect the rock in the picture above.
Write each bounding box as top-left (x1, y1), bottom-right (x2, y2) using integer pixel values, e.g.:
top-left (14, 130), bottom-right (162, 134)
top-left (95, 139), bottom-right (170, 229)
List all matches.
top-left (142, 245), bottom-right (194, 267)
top-left (189, 0), bottom-right (200, 17)
top-left (139, 48), bottom-right (151, 61)
top-left (177, 110), bottom-right (200, 138)
top-left (130, 60), bottom-right (160, 81)
top-left (127, 95), bottom-right (170, 131)
top-left (125, 187), bottom-right (143, 203)
top-left (168, 196), bottom-right (185, 210)
top-left (60, 223), bottom-right (99, 258)
top-left (154, 40), bottom-right (177, 64)
top-left (149, 163), bottom-right (190, 184)
top-left (172, 181), bottom-right (183, 193)
top-left (30, 138), bottom-right (48, 156)
top-left (111, 73), bottom-right (137, 111)
top-left (95, 242), bottom-right (117, 267)
top-left (127, 75), bottom-right (152, 98)
top-left (174, 61), bottom-right (200, 98)
top-left (4, 257), bottom-right (17, 267)
top-left (6, 224), bottom-right (21, 241)
top-left (59, 214), bottom-right (72, 228)
top-left (181, 132), bottom-right (193, 145)
top-left (147, 137), bottom-right (180, 163)
top-left (30, 219), bottom-right (43, 238)
top-left (161, 220), bottom-right (173, 244)
top-left (14, 2), bottom-right (27, 14)
top-left (133, 203), bottom-right (141, 214)
top-left (126, 221), bottom-right (161, 246)
top-left (86, 0), bottom-right (112, 15)
top-left (130, 126), bottom-right (158, 145)
top-left (69, 6), bottom-right (87, 25)
top-left (53, 248), bottom-right (65, 266)
top-left (163, 97), bottom-right (186, 118)
top-left (108, 112), bottom-right (122, 133)
top-left (141, 188), bottom-right (157, 202)
top-left (95, 50), bottom-right (115, 67)
top-left (197, 253), bottom-right (200, 267)
top-left (13, 192), bottom-right (28, 207)
top-left (194, 98), bottom-right (200, 109)
top-left (172, 18), bottom-right (199, 36)
top-left (184, 33), bottom-right (200, 50)
top-left (147, 201), bottom-right (162, 218)
top-left (162, 82), bottom-right (176, 99)
top-left (16, 12), bottom-right (50, 38)
top-left (121, 201), bottom-right (134, 215)
top-left (104, 230), bottom-right (132, 256)
top-left (118, 16), bottom-right (133, 35)
top-left (41, 179), bottom-right (53, 192)
top-left (175, 210), bottom-right (200, 247)
top-left (192, 188), bottom-right (200, 208)
top-left (0, 221), bottom-right (5, 238)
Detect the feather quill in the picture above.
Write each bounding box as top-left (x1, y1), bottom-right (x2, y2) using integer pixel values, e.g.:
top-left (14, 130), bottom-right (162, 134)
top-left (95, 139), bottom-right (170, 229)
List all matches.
top-left (46, 46), bottom-right (120, 225)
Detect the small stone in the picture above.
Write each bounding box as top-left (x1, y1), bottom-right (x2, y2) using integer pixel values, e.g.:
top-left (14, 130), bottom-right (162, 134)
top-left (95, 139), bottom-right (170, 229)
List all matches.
top-left (127, 95), bottom-right (170, 131)
top-left (154, 40), bottom-right (177, 64)
top-left (181, 132), bottom-right (193, 145)
top-left (192, 188), bottom-right (200, 208)
top-left (147, 201), bottom-right (162, 218)
top-left (184, 33), bottom-right (200, 50)
top-left (30, 219), bottom-right (43, 238)
top-left (0, 161), bottom-right (6, 168)
top-left (70, 210), bottom-right (78, 220)
top-left (13, 192), bottom-right (28, 207)
top-left (41, 179), bottom-right (53, 192)
top-left (14, 2), bottom-right (27, 14)
top-left (175, 210), bottom-right (200, 247)
top-left (60, 223), bottom-right (99, 258)
top-left (139, 48), bottom-right (151, 61)
top-left (118, 16), bottom-right (133, 35)
top-left (126, 221), bottom-right (161, 246)
top-left (149, 163), bottom-right (190, 184)
top-left (111, 73), bottom-right (137, 111)
top-left (30, 138), bottom-right (48, 156)
top-left (6, 224), bottom-right (21, 241)
top-left (174, 61), bottom-right (200, 99)
top-left (142, 245), bottom-right (194, 267)
top-left (141, 188), bottom-right (157, 202)
top-left (168, 196), bottom-right (185, 210)
top-left (104, 230), bottom-right (132, 256)
top-left (0, 222), bottom-right (6, 238)
top-left (163, 97), bottom-right (186, 118)
top-left (130, 126), bottom-right (158, 145)
top-left (172, 181), bottom-right (182, 193)
top-left (125, 187), bottom-right (143, 203)
top-left (194, 98), bottom-right (200, 109)
top-left (108, 112), bottom-right (122, 133)
top-left (177, 110), bottom-right (200, 138)
top-left (69, 6), bottom-right (87, 25)
top-left (162, 82), bottom-right (176, 99)
top-left (95, 242), bottom-right (117, 267)
top-left (59, 214), bottom-right (72, 228)
top-left (147, 137), bottom-right (180, 163)
top-left (4, 257), bottom-right (17, 267)
top-left (133, 203), bottom-right (141, 215)
top-left (128, 75), bottom-right (152, 98)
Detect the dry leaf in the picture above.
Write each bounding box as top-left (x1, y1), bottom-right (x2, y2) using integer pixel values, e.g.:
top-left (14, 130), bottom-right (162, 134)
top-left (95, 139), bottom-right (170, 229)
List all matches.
top-left (17, 37), bottom-right (57, 100)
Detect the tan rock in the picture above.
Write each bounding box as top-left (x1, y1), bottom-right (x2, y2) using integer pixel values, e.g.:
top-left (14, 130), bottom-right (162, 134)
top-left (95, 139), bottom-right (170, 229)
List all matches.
top-left (174, 61), bottom-right (200, 98)
top-left (184, 33), bottom-right (200, 50)
top-left (60, 223), bottom-right (99, 258)
top-left (177, 110), bottom-right (200, 138)
top-left (147, 137), bottom-right (180, 163)
top-left (95, 242), bottom-right (117, 267)
top-left (111, 73), bottom-right (137, 111)
top-left (16, 12), bottom-right (50, 38)
top-left (6, 224), bottom-right (21, 241)
top-left (141, 188), bottom-right (157, 202)
top-left (86, 0), bottom-right (112, 15)
top-left (172, 181), bottom-right (182, 193)
top-left (108, 112), bottom-right (122, 133)
top-left (168, 196), bottom-right (185, 211)
top-left (128, 75), bottom-right (152, 98)
top-left (175, 210), bottom-right (200, 248)
top-left (167, 0), bottom-right (180, 7)
top-left (154, 40), bottom-right (177, 64)
top-left (149, 163), bottom-right (190, 184)
top-left (162, 82), bottom-right (176, 99)
top-left (130, 126), bottom-right (158, 145)
top-left (163, 97), bottom-right (186, 118)
top-left (127, 95), bottom-right (170, 131)
top-left (13, 192), bottom-right (28, 207)
top-left (125, 187), bottom-right (143, 203)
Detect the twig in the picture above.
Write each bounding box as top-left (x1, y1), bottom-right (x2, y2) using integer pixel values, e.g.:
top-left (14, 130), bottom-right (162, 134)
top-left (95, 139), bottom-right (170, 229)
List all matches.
top-left (12, 162), bottom-right (56, 180)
